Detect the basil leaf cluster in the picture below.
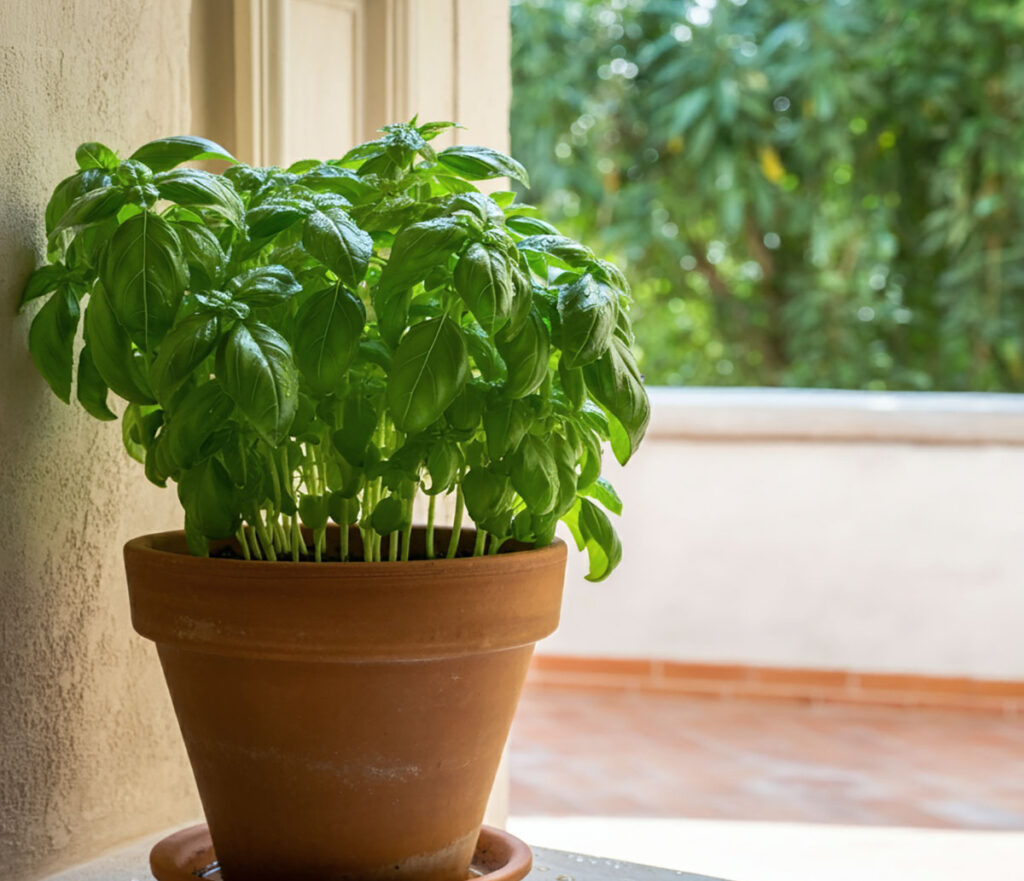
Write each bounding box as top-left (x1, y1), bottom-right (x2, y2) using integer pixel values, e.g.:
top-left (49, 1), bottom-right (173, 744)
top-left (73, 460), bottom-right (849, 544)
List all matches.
top-left (22, 123), bottom-right (649, 577)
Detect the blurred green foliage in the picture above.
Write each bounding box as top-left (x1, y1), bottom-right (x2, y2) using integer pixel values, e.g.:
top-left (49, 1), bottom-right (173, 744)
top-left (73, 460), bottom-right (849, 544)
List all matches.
top-left (511, 0), bottom-right (1024, 389)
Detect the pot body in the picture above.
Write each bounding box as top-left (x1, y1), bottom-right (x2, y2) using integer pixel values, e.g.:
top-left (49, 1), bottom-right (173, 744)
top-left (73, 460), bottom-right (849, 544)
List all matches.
top-left (125, 527), bottom-right (566, 881)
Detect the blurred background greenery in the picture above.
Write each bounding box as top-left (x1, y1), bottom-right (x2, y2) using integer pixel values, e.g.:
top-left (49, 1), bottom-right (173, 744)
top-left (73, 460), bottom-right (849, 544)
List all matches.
top-left (510, 0), bottom-right (1024, 389)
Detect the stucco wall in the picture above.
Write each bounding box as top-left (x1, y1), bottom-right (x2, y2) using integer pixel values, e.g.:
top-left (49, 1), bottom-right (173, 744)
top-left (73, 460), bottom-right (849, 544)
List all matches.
top-left (547, 389), bottom-right (1024, 680)
top-left (0, 3), bottom-right (202, 879)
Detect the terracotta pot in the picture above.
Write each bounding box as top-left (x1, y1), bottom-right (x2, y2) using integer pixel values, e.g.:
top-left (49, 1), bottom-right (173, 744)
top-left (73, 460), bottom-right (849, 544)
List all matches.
top-left (124, 526), bottom-right (566, 881)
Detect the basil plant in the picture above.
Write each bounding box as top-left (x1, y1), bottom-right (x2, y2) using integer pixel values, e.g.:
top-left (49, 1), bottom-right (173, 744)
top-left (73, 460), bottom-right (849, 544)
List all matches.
top-left (21, 122), bottom-right (649, 578)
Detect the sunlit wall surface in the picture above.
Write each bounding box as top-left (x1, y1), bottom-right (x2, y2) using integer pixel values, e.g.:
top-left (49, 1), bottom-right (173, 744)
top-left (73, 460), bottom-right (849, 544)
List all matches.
top-left (511, 0), bottom-right (1024, 390)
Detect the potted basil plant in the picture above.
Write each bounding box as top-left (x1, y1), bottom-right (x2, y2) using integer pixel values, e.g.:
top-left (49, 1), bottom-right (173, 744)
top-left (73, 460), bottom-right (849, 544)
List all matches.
top-left (21, 121), bottom-right (649, 881)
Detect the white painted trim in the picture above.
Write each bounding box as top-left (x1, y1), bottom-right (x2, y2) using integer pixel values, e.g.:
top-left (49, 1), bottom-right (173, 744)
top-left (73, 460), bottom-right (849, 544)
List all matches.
top-left (231, 0), bottom-right (508, 164)
top-left (233, 0), bottom-right (287, 165)
top-left (234, 0), bottom-right (364, 166)
top-left (646, 387), bottom-right (1024, 445)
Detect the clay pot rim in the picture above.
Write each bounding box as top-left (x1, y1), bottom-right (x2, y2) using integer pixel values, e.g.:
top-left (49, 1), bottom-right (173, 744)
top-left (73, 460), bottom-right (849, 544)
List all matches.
top-left (125, 525), bottom-right (567, 658)
top-left (126, 528), bottom-right (567, 583)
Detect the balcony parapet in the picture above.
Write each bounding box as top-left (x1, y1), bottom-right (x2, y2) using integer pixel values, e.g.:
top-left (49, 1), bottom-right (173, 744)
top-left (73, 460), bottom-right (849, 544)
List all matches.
top-left (646, 387), bottom-right (1024, 445)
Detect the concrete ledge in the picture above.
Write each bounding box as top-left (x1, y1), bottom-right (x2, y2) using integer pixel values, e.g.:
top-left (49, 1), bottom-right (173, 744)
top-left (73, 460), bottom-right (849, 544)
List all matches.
top-left (646, 387), bottom-right (1024, 444)
top-left (36, 829), bottom-right (168, 881)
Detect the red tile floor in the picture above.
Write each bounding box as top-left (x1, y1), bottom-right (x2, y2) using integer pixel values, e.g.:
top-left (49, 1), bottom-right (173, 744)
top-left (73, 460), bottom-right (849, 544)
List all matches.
top-left (508, 685), bottom-right (1024, 830)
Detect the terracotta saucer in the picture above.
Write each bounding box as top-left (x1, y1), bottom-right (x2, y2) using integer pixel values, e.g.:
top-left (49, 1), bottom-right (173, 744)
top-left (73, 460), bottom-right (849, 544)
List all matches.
top-left (150, 823), bottom-right (533, 881)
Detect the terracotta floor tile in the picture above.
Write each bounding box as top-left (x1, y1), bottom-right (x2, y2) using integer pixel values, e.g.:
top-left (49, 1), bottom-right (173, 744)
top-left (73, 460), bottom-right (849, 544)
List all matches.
top-left (508, 686), bottom-right (1024, 830)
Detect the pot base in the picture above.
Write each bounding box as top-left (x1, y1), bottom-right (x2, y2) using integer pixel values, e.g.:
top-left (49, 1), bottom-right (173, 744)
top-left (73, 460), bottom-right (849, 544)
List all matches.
top-left (150, 823), bottom-right (533, 881)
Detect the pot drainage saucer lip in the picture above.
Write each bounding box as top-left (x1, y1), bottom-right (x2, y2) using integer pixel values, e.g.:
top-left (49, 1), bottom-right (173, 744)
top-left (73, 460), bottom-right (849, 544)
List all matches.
top-left (150, 823), bottom-right (533, 881)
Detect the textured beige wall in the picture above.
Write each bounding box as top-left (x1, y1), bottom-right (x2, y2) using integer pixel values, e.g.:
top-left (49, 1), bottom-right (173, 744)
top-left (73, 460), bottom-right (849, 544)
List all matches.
top-left (0, 3), bottom-right (201, 879)
top-left (1, 3), bottom-right (516, 878)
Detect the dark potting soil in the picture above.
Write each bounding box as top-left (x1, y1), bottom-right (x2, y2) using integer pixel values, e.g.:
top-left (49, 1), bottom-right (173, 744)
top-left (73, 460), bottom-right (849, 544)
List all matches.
top-left (209, 545), bottom-right (487, 563)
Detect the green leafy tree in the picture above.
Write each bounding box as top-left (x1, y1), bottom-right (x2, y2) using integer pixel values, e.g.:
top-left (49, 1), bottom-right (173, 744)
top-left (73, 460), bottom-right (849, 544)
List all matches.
top-left (512, 0), bottom-right (1024, 390)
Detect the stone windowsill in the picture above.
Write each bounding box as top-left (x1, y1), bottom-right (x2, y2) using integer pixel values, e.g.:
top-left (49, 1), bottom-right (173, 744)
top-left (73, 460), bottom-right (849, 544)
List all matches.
top-left (37, 828), bottom-right (719, 881)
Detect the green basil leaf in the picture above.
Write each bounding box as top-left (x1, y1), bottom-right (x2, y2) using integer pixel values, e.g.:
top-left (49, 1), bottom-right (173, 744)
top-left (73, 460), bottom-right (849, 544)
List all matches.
top-left (560, 501), bottom-right (586, 551)
top-left (298, 494), bottom-right (330, 531)
top-left (246, 197), bottom-right (316, 238)
top-left (558, 274), bottom-right (617, 369)
top-left (100, 211), bottom-right (187, 351)
top-left (217, 321), bottom-right (299, 445)
top-left (45, 169), bottom-right (110, 235)
top-left (122, 403), bottom-right (162, 463)
top-left (552, 461), bottom-right (578, 518)
top-left (583, 337), bottom-right (650, 466)
top-left (453, 243), bottom-right (514, 336)
top-left (302, 207), bottom-right (373, 287)
top-left (332, 394), bottom-right (378, 466)
top-left (506, 266), bottom-right (534, 337)
top-left (418, 121), bottom-right (460, 141)
top-left (177, 457), bottom-right (241, 540)
top-left (194, 290), bottom-right (249, 321)
top-left (82, 284), bottom-right (156, 404)
top-left (516, 234), bottom-right (594, 267)
top-left (483, 398), bottom-right (531, 460)
top-left (425, 443), bottom-right (460, 495)
top-left (371, 495), bottom-right (409, 533)
top-left (437, 145), bottom-right (530, 187)
top-left (154, 168), bottom-right (244, 228)
top-left (579, 498), bottom-right (622, 582)
top-left (358, 339), bottom-right (392, 371)
top-left (437, 191), bottom-right (505, 224)
top-left (558, 355), bottom-right (587, 409)
top-left (150, 314), bottom-right (221, 402)
top-left (370, 491), bottom-right (405, 532)
top-left (287, 159), bottom-right (321, 174)
top-left (143, 430), bottom-right (172, 487)
top-left (20, 264), bottom-right (67, 311)
top-left (299, 165), bottom-right (376, 201)
top-left (506, 214), bottom-right (560, 237)
top-left (497, 308), bottom-right (550, 398)
top-left (433, 174), bottom-right (481, 194)
top-left (75, 142), bottom-right (119, 172)
top-left (223, 163), bottom-right (272, 195)
top-left (510, 434), bottom-right (559, 515)
top-left (387, 316), bottom-right (469, 434)
top-left (444, 382), bottom-right (486, 432)
top-left (163, 381), bottom-right (235, 470)
top-left (585, 476), bottom-right (624, 516)
top-left (50, 186), bottom-right (127, 237)
top-left (590, 258), bottom-right (632, 296)
top-left (115, 159), bottom-right (154, 187)
top-left (378, 217), bottom-right (468, 293)
top-left (464, 323), bottom-right (507, 382)
top-left (382, 122), bottom-right (427, 157)
top-left (372, 285), bottom-right (413, 351)
top-left (130, 135), bottom-right (236, 173)
top-left (463, 467), bottom-right (512, 525)
top-left (28, 287), bottom-right (80, 403)
top-left (175, 222), bottom-right (227, 289)
top-left (293, 284), bottom-right (366, 394)
top-left (228, 264), bottom-right (302, 306)
top-left (351, 194), bottom-right (423, 234)
top-left (328, 491), bottom-right (359, 524)
top-left (339, 138), bottom-right (386, 165)
top-left (76, 345), bottom-right (117, 420)
top-left (577, 427), bottom-right (603, 488)
top-left (327, 453), bottom-right (362, 498)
